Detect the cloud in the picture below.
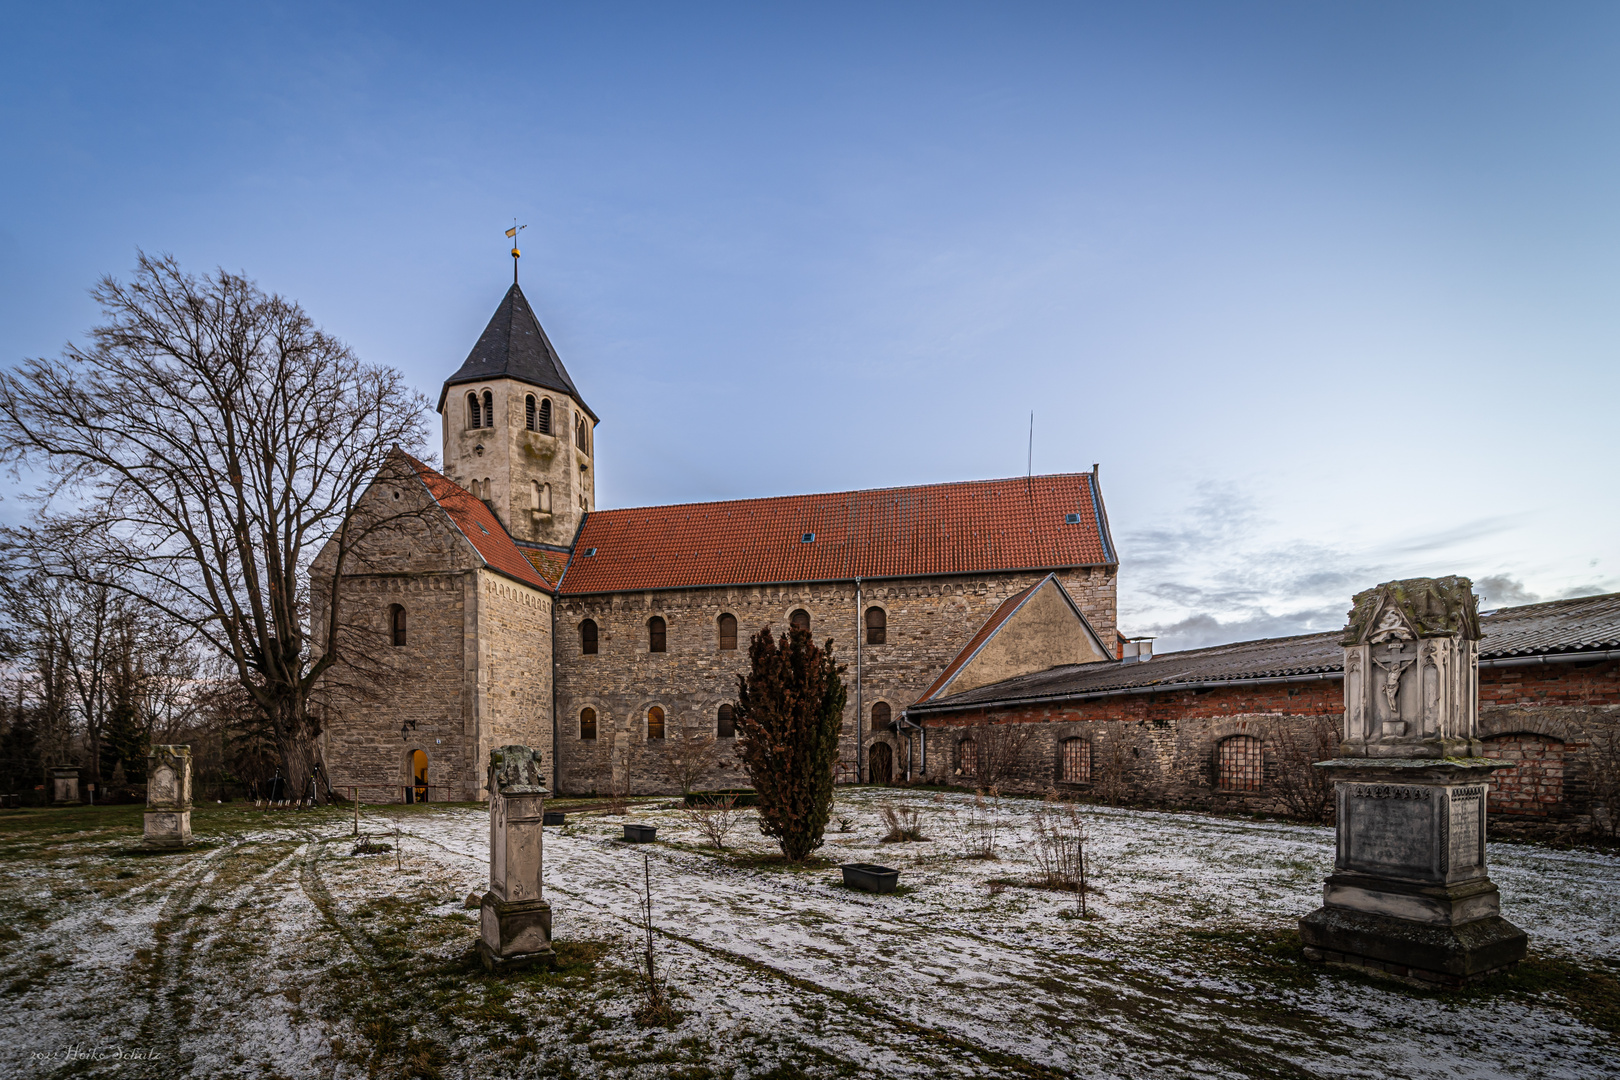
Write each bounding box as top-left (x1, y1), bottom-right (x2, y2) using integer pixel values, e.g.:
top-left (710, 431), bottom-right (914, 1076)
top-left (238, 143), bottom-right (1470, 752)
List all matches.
top-left (1473, 574), bottom-right (1541, 609)
top-left (1137, 604), bottom-right (1346, 653)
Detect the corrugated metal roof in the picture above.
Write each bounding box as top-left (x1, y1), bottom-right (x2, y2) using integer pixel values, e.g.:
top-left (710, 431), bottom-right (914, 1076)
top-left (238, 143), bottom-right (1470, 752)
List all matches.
top-left (913, 592), bottom-right (1620, 712)
top-left (403, 453), bottom-right (552, 592)
top-left (556, 472), bottom-right (1115, 595)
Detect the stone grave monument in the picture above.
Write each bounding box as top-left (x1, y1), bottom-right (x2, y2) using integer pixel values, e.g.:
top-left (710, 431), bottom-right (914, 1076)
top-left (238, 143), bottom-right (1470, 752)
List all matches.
top-left (144, 745), bottom-right (193, 848)
top-left (1299, 576), bottom-right (1527, 984)
top-left (478, 744), bottom-right (556, 972)
top-left (51, 766), bottom-right (80, 805)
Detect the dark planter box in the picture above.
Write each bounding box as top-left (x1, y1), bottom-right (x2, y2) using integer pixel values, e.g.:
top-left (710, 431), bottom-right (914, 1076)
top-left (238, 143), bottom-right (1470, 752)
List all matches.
top-left (683, 788), bottom-right (759, 808)
top-left (543, 811), bottom-right (565, 826)
top-left (841, 863), bottom-right (900, 893)
top-left (623, 823), bottom-right (658, 843)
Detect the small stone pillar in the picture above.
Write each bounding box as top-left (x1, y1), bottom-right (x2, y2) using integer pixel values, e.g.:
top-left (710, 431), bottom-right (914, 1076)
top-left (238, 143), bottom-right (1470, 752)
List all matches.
top-left (144, 746), bottom-right (193, 849)
top-left (51, 767), bottom-right (80, 805)
top-left (478, 745), bottom-right (555, 972)
top-left (1300, 577), bottom-right (1527, 984)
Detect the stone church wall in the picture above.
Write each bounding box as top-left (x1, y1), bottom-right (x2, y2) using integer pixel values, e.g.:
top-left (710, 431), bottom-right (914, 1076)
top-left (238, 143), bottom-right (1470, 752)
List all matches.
top-left (472, 569), bottom-right (554, 797)
top-left (551, 566), bottom-right (1116, 795)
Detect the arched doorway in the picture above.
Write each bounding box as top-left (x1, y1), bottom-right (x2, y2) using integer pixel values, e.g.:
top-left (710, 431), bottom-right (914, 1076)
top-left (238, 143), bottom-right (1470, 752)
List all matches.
top-left (408, 749), bottom-right (428, 803)
top-left (869, 742), bottom-right (893, 786)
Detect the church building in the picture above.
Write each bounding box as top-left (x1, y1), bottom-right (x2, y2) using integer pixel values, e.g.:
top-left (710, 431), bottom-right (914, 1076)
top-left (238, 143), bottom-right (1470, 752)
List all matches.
top-left (315, 281), bottom-right (1122, 801)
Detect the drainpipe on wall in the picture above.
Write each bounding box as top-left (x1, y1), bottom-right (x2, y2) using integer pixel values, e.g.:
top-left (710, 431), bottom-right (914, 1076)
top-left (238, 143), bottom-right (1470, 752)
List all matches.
top-left (855, 577), bottom-right (863, 785)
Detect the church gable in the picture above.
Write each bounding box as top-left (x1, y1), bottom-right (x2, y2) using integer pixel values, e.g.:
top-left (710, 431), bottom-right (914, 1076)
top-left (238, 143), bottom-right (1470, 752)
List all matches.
top-left (915, 574), bottom-right (1111, 703)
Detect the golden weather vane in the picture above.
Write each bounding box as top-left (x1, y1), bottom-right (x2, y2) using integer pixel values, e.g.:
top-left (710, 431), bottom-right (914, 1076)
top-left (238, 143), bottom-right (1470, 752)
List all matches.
top-left (505, 220), bottom-right (527, 283)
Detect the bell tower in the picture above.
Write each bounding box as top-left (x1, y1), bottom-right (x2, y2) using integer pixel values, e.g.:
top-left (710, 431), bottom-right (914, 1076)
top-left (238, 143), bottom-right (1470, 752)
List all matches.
top-left (437, 283), bottom-right (597, 547)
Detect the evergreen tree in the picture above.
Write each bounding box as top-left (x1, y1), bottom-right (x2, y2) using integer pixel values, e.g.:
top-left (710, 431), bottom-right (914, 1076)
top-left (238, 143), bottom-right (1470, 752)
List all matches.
top-left (734, 625), bottom-right (847, 861)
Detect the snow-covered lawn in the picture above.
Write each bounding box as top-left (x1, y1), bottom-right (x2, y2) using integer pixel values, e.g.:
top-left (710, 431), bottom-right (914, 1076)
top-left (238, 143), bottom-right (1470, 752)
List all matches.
top-left (2, 790), bottom-right (1616, 1079)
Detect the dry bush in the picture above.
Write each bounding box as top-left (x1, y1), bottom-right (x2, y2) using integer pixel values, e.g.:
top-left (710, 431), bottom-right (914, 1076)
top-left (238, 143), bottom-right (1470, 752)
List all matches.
top-left (1588, 717), bottom-right (1620, 844)
top-left (973, 722), bottom-right (1037, 791)
top-left (1029, 802), bottom-right (1089, 891)
top-left (662, 718), bottom-right (718, 796)
top-left (879, 803), bottom-right (926, 842)
top-left (682, 794), bottom-right (743, 848)
top-left (1264, 715), bottom-right (1340, 823)
top-left (1092, 734), bottom-right (1132, 807)
top-left (963, 788), bottom-right (1002, 858)
top-left (632, 853), bottom-right (676, 1027)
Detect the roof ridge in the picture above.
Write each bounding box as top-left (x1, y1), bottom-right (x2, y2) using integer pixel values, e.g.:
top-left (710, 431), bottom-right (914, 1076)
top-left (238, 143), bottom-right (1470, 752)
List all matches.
top-left (585, 472), bottom-right (1101, 518)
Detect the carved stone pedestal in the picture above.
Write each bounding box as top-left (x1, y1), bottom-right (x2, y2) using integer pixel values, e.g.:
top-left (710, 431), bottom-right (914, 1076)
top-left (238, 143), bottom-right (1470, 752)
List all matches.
top-left (1300, 578), bottom-right (1526, 986)
top-left (144, 745), bottom-right (193, 849)
top-left (1300, 759), bottom-right (1526, 985)
top-left (478, 745), bottom-right (556, 973)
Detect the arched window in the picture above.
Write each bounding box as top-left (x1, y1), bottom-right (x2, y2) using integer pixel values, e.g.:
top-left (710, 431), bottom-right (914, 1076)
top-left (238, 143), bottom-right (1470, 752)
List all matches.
top-left (871, 701), bottom-right (891, 730)
top-left (718, 613), bottom-right (738, 651)
top-left (790, 609), bottom-right (810, 633)
top-left (580, 619), bottom-right (598, 655)
top-left (647, 706), bottom-right (665, 741)
top-left (576, 416), bottom-right (588, 451)
top-left (717, 703), bottom-right (736, 739)
top-left (482, 390), bottom-right (494, 428)
top-left (467, 391), bottom-right (481, 429)
top-left (957, 738), bottom-right (978, 780)
top-left (1217, 735), bottom-right (1263, 792)
top-left (389, 604), bottom-right (407, 647)
top-left (579, 708), bottom-right (597, 741)
top-left (865, 606), bottom-right (886, 645)
top-left (538, 397), bottom-right (552, 434)
top-left (648, 616), bottom-right (666, 653)
top-left (1059, 738), bottom-right (1091, 783)
top-left (525, 394), bottom-right (537, 431)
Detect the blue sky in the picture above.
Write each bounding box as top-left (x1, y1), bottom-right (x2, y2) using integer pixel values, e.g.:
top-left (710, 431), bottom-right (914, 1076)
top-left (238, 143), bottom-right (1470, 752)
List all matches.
top-left (2, 2), bottom-right (1616, 649)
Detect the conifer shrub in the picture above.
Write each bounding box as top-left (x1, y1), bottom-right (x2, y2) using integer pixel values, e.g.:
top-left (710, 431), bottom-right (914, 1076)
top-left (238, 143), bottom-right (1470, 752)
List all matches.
top-left (734, 625), bottom-right (847, 862)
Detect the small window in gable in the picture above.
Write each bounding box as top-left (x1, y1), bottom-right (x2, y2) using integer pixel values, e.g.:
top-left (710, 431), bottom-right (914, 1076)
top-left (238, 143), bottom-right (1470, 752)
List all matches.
top-left (866, 606), bottom-right (886, 645)
top-left (389, 604), bottom-right (407, 647)
top-left (647, 706), bottom-right (665, 741)
top-left (718, 613), bottom-right (738, 651)
top-left (580, 708), bottom-right (597, 741)
top-left (580, 619), bottom-right (598, 655)
top-left (789, 609), bottom-right (810, 633)
top-left (717, 703), bottom-right (736, 739)
top-left (648, 616), bottom-right (666, 653)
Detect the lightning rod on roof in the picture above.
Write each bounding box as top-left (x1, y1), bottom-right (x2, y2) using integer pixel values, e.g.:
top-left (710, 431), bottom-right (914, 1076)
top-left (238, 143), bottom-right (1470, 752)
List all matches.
top-left (1027, 411), bottom-right (1034, 488)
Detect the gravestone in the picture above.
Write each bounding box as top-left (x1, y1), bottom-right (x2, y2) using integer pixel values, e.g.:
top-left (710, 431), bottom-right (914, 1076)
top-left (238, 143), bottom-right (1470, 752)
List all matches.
top-left (51, 767), bottom-right (80, 805)
top-left (477, 744), bottom-right (556, 972)
top-left (1299, 577), bottom-right (1527, 984)
top-left (144, 746), bottom-right (193, 848)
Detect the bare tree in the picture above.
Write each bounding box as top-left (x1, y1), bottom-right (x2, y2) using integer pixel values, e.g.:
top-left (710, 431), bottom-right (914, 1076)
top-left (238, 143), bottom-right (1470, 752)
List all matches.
top-left (973, 719), bottom-right (1036, 792)
top-left (1263, 715), bottom-right (1339, 823)
top-left (661, 715), bottom-right (717, 796)
top-left (0, 254), bottom-right (428, 799)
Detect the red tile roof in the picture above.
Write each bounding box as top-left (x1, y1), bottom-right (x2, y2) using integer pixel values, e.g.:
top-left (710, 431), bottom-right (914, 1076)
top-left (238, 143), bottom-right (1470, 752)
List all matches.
top-left (403, 453), bottom-right (551, 591)
top-left (520, 546), bottom-right (571, 590)
top-left (556, 472), bottom-right (1115, 595)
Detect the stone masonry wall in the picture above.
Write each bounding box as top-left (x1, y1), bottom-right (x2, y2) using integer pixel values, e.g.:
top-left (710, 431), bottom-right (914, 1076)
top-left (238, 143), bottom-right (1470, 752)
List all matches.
top-left (474, 568), bottom-right (554, 798)
top-left (552, 567), bottom-right (1117, 795)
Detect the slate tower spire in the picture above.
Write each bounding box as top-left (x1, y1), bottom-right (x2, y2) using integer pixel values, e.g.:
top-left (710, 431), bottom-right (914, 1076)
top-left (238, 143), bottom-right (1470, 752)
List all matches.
top-left (437, 283), bottom-right (597, 546)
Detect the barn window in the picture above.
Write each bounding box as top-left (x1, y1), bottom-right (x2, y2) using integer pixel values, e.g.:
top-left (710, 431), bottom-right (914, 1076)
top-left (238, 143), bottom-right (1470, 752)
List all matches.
top-left (957, 738), bottom-right (977, 780)
top-left (580, 708), bottom-right (597, 741)
top-left (647, 706), bottom-right (665, 741)
top-left (648, 616), bottom-right (666, 653)
top-left (580, 619), bottom-right (598, 655)
top-left (525, 395), bottom-right (536, 431)
top-left (537, 397), bottom-right (551, 434)
top-left (1217, 735), bottom-right (1263, 792)
top-left (718, 613), bottom-right (738, 651)
top-left (467, 391), bottom-right (482, 429)
top-left (717, 704), bottom-right (736, 739)
top-left (789, 609), bottom-right (810, 633)
top-left (389, 604), bottom-right (407, 647)
top-left (866, 606), bottom-right (886, 645)
top-left (1059, 738), bottom-right (1091, 783)
top-left (482, 390), bottom-right (494, 428)
top-left (871, 701), bottom-right (891, 730)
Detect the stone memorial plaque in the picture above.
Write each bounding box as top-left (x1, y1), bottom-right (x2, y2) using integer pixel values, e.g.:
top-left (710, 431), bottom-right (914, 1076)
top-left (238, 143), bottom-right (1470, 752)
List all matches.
top-left (1344, 784), bottom-right (1433, 878)
top-left (1448, 789), bottom-right (1483, 872)
top-left (150, 765), bottom-right (176, 804)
